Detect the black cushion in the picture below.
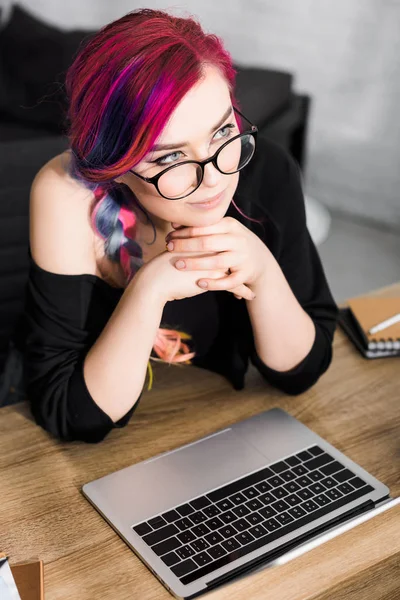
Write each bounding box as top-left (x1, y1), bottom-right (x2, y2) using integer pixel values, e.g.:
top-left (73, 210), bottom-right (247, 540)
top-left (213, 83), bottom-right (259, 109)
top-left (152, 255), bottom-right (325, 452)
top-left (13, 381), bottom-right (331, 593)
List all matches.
top-left (234, 64), bottom-right (293, 126)
top-left (0, 4), bottom-right (93, 131)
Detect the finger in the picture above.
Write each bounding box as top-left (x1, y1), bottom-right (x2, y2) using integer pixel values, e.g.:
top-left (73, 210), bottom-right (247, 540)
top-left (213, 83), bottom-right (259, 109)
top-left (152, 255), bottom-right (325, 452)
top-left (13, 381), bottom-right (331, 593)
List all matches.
top-left (173, 252), bottom-right (238, 271)
top-left (230, 284), bottom-right (255, 300)
top-left (167, 220), bottom-right (231, 240)
top-left (197, 270), bottom-right (246, 292)
top-left (168, 233), bottom-right (238, 253)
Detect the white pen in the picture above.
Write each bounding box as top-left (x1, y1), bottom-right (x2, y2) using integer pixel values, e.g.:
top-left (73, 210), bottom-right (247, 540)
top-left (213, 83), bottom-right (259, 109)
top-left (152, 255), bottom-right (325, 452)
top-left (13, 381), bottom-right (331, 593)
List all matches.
top-left (368, 312), bottom-right (400, 334)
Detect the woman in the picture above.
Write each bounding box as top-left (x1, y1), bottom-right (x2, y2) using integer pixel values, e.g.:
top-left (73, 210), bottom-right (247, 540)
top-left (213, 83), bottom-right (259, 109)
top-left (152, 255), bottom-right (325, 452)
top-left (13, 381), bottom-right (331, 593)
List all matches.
top-left (22, 8), bottom-right (339, 443)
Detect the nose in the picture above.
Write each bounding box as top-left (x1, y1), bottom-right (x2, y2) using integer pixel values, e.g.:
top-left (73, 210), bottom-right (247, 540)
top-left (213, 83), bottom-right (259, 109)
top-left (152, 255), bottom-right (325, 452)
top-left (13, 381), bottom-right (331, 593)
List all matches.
top-left (201, 160), bottom-right (223, 189)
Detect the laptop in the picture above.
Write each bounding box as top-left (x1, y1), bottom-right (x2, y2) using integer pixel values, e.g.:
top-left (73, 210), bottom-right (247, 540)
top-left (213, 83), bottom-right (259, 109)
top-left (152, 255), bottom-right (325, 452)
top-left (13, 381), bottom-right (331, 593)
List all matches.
top-left (82, 408), bottom-right (398, 599)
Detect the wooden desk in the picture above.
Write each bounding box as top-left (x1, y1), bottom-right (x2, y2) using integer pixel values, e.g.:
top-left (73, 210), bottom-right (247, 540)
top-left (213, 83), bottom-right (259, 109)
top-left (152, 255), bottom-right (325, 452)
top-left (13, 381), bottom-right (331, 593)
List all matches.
top-left (1, 283), bottom-right (399, 599)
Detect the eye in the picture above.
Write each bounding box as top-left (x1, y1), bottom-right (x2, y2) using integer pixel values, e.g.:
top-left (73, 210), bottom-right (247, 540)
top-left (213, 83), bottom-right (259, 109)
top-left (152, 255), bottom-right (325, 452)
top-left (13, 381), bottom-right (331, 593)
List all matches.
top-left (214, 123), bottom-right (236, 140)
top-left (154, 151), bottom-right (182, 167)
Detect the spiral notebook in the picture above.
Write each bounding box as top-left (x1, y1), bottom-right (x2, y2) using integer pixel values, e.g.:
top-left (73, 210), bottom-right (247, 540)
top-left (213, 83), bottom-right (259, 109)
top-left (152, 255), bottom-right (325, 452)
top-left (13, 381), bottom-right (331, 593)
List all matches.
top-left (339, 295), bottom-right (400, 359)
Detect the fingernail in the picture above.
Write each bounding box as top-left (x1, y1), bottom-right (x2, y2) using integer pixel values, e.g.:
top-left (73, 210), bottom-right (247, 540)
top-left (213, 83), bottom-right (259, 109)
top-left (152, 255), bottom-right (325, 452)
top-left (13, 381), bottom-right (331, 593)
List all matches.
top-left (175, 260), bottom-right (186, 269)
top-left (198, 281), bottom-right (208, 288)
top-left (167, 241), bottom-right (174, 251)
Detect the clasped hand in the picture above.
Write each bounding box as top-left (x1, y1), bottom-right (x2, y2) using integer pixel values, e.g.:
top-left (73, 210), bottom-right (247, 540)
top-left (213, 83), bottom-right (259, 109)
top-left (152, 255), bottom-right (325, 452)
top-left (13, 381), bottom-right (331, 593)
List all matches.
top-left (165, 216), bottom-right (271, 301)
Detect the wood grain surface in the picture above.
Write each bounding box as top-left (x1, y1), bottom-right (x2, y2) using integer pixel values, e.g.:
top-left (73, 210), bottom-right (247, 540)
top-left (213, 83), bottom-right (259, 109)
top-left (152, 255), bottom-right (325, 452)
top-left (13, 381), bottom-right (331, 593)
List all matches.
top-left (1, 282), bottom-right (399, 599)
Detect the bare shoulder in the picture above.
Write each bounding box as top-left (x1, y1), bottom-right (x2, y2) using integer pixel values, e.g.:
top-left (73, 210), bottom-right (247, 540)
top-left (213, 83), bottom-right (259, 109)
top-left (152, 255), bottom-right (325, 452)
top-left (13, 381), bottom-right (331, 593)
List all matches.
top-left (29, 150), bottom-right (98, 275)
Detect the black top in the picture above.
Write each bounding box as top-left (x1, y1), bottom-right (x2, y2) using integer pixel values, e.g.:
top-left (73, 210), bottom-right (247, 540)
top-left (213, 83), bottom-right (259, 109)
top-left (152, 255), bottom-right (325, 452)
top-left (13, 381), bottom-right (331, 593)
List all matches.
top-left (21, 137), bottom-right (339, 443)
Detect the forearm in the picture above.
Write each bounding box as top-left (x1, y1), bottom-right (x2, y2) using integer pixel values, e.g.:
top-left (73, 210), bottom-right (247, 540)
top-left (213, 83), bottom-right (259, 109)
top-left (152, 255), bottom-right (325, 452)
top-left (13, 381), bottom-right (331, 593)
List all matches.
top-left (247, 256), bottom-right (316, 372)
top-left (83, 271), bottom-right (165, 422)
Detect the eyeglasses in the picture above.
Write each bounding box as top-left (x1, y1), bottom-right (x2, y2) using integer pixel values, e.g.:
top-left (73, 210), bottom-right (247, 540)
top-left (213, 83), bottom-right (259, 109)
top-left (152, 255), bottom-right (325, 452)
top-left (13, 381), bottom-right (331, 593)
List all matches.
top-left (128, 106), bottom-right (258, 200)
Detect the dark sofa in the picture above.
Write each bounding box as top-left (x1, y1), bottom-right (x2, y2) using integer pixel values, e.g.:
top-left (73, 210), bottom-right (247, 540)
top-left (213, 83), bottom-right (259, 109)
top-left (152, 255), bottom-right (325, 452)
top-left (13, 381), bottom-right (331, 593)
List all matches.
top-left (0, 5), bottom-right (311, 405)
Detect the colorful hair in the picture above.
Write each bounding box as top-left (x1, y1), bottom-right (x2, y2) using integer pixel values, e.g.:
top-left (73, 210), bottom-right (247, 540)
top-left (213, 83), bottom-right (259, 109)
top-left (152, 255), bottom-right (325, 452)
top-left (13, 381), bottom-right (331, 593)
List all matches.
top-left (64, 8), bottom-right (262, 390)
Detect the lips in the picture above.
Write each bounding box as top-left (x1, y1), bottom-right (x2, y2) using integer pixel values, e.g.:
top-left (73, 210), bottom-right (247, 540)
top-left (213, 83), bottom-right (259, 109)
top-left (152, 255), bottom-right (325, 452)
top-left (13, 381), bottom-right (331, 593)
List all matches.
top-left (191, 190), bottom-right (225, 205)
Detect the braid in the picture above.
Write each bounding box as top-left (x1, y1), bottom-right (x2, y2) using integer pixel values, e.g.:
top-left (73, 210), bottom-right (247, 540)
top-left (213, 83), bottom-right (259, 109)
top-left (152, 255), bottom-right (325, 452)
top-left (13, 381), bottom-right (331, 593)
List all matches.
top-left (92, 184), bottom-right (196, 390)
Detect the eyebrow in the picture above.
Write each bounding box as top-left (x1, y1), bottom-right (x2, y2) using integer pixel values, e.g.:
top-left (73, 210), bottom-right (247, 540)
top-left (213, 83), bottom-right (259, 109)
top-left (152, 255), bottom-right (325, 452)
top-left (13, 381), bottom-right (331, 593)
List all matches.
top-left (150, 106), bottom-right (234, 154)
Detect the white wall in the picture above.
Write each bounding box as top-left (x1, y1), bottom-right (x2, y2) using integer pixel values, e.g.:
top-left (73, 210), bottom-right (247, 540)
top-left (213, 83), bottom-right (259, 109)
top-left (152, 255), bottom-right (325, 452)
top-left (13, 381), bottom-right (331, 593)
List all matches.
top-left (3, 0), bottom-right (400, 230)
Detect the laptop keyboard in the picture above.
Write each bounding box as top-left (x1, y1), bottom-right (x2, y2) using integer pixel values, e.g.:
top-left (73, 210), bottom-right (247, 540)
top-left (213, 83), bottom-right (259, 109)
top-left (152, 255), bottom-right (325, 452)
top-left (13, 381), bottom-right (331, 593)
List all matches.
top-left (132, 445), bottom-right (374, 584)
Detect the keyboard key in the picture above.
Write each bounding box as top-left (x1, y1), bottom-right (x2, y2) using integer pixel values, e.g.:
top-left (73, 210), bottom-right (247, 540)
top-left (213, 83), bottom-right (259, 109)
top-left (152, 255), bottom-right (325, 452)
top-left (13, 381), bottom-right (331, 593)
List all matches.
top-left (205, 517), bottom-right (224, 530)
top-left (203, 505), bottom-right (221, 518)
top-left (296, 450), bottom-right (314, 462)
top-left (177, 530), bottom-right (196, 544)
top-left (207, 544), bottom-right (227, 559)
top-left (191, 524), bottom-right (210, 537)
top-left (193, 551), bottom-right (213, 567)
top-left (235, 531), bottom-right (255, 545)
top-left (206, 466), bottom-right (276, 503)
top-left (296, 488), bottom-right (314, 501)
top-left (285, 494), bottom-right (302, 507)
top-left (221, 538), bottom-right (241, 552)
top-left (161, 551), bottom-right (180, 566)
top-left (143, 523), bottom-right (179, 546)
top-left (268, 475), bottom-right (285, 487)
top-left (232, 504), bottom-right (251, 518)
top-left (325, 488), bottom-right (343, 501)
top-left (296, 475), bottom-right (313, 487)
top-left (288, 506), bottom-right (307, 519)
top-left (284, 481), bottom-right (301, 493)
top-left (321, 476), bottom-right (337, 489)
top-left (189, 511), bottom-right (208, 524)
top-left (152, 536), bottom-right (181, 556)
top-left (148, 516), bottom-right (167, 529)
top-left (280, 470), bottom-right (297, 482)
top-left (190, 497), bottom-right (211, 510)
top-left (254, 481), bottom-right (273, 493)
top-left (271, 499), bottom-right (290, 512)
top-left (176, 504), bottom-right (195, 517)
top-left (171, 558), bottom-right (197, 577)
top-left (270, 460), bottom-right (290, 474)
top-left (308, 446), bottom-right (324, 456)
top-left (133, 522), bottom-right (152, 536)
top-left (285, 455), bottom-right (301, 467)
top-left (191, 539), bottom-right (209, 553)
top-left (259, 505), bottom-right (278, 519)
top-left (242, 487), bottom-right (260, 499)
top-left (264, 518), bottom-right (282, 532)
top-left (219, 510), bottom-right (237, 524)
top-left (219, 525), bottom-right (238, 538)
top-left (337, 482), bottom-right (355, 495)
top-left (161, 509), bottom-right (181, 523)
top-left (175, 517), bottom-right (193, 531)
top-left (313, 493), bottom-right (332, 507)
top-left (301, 499), bottom-right (319, 513)
top-left (308, 470), bottom-right (325, 482)
top-left (233, 518), bottom-right (251, 532)
top-left (309, 482), bottom-right (327, 495)
top-left (229, 492), bottom-right (247, 505)
top-left (204, 531), bottom-right (224, 546)
top-left (176, 545), bottom-right (196, 559)
top-left (249, 524), bottom-right (269, 538)
top-left (246, 512), bottom-right (264, 525)
top-left (348, 477), bottom-right (368, 489)
top-left (259, 492), bottom-right (275, 505)
top-left (292, 465), bottom-right (309, 476)
top-left (216, 499), bottom-right (234, 511)
top-left (190, 539), bottom-right (209, 552)
top-left (246, 499), bottom-right (264, 511)
top-left (333, 469), bottom-right (356, 483)
top-left (306, 453), bottom-right (334, 471)
top-left (275, 512), bottom-right (295, 526)
top-left (320, 461), bottom-right (345, 476)
top-left (271, 486), bottom-right (289, 499)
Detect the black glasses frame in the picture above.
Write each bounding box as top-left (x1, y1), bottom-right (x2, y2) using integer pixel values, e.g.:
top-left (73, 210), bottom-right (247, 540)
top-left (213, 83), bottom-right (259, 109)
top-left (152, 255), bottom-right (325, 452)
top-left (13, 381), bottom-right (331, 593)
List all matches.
top-left (128, 106), bottom-right (258, 200)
